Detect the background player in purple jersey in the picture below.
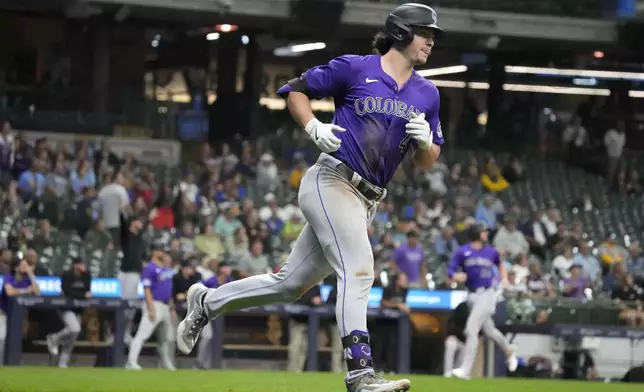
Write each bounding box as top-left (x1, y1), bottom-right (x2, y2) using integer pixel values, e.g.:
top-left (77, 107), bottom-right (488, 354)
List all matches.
top-left (447, 224), bottom-right (519, 380)
top-left (177, 3), bottom-right (444, 391)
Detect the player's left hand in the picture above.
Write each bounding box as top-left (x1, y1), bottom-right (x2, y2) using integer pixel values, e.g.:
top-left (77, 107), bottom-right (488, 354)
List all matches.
top-left (405, 112), bottom-right (433, 150)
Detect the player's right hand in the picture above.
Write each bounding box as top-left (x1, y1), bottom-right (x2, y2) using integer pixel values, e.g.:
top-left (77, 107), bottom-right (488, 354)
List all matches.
top-left (305, 118), bottom-right (346, 153)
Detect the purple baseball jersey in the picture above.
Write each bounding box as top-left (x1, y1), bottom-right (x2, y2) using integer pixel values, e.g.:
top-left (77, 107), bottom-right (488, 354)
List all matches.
top-left (447, 244), bottom-right (501, 291)
top-left (277, 54), bottom-right (444, 187)
top-left (1, 273), bottom-right (33, 312)
top-left (203, 275), bottom-right (233, 289)
top-left (141, 262), bottom-right (174, 303)
top-left (563, 277), bottom-right (588, 299)
top-left (392, 244), bottom-right (424, 283)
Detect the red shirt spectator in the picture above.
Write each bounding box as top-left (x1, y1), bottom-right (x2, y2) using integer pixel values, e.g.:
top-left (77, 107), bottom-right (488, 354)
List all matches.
top-left (150, 207), bottom-right (175, 230)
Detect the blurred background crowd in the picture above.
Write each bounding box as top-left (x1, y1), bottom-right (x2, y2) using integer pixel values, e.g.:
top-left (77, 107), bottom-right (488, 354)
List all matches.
top-left (1, 0), bottom-right (644, 381)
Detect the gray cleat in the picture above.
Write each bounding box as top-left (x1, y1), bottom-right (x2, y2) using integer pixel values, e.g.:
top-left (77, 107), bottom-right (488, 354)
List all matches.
top-left (345, 372), bottom-right (411, 392)
top-left (176, 283), bottom-right (209, 355)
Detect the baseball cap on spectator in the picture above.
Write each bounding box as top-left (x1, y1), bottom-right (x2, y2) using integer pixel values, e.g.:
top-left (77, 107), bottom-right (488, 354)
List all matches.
top-left (260, 153), bottom-right (274, 163)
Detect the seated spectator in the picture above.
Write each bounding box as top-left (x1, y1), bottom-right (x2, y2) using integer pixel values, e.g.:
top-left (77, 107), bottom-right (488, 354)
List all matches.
top-left (424, 157), bottom-right (448, 196)
top-left (506, 270), bottom-right (527, 294)
top-left (214, 203), bottom-right (242, 238)
top-left (475, 194), bottom-right (497, 231)
top-left (434, 226), bottom-right (459, 262)
top-left (480, 158), bottom-right (509, 193)
top-left (511, 254), bottom-right (530, 283)
top-left (502, 156), bottom-right (525, 183)
top-left (256, 153), bottom-right (280, 194)
top-left (493, 217), bottom-right (529, 259)
top-left (526, 263), bottom-right (554, 298)
top-left (562, 265), bottom-right (589, 299)
top-left (552, 246), bottom-right (574, 279)
top-left (573, 242), bottom-right (601, 283)
top-left (224, 226), bottom-right (250, 266)
top-left (194, 224), bottom-right (225, 259)
top-left (598, 233), bottom-right (628, 275)
top-left (29, 219), bottom-right (55, 250)
top-left (626, 242), bottom-right (644, 284)
top-left (281, 212), bottom-right (305, 244)
top-left (70, 160), bottom-right (96, 195)
top-left (174, 172), bottom-right (199, 203)
top-left (239, 240), bottom-right (271, 277)
top-left (521, 211), bottom-right (547, 261)
top-left (150, 194), bottom-right (175, 230)
top-left (568, 221), bottom-right (585, 248)
top-left (85, 220), bottom-right (112, 250)
top-left (603, 262), bottom-right (628, 293)
top-left (46, 161), bottom-right (70, 200)
top-left (178, 221), bottom-right (196, 256)
top-left (625, 169), bottom-right (642, 196)
top-left (611, 274), bottom-right (644, 327)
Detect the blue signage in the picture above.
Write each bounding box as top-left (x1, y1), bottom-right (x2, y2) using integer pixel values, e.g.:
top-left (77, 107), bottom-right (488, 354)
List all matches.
top-left (0, 276), bottom-right (466, 310)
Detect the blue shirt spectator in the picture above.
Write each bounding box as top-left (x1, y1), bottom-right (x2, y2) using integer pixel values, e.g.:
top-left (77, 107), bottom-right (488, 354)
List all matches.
top-left (18, 160), bottom-right (46, 201)
top-left (475, 197), bottom-right (497, 230)
top-left (70, 160), bottom-right (96, 194)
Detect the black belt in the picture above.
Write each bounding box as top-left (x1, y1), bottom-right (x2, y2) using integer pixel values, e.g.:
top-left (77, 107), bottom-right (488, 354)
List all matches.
top-left (334, 162), bottom-right (384, 202)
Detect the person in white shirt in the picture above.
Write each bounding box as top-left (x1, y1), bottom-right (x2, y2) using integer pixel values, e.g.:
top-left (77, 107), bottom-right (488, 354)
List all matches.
top-left (492, 217), bottom-right (530, 259)
top-left (604, 120), bottom-right (626, 187)
top-left (552, 246), bottom-right (574, 279)
top-left (256, 153), bottom-right (280, 194)
top-left (173, 172), bottom-right (199, 203)
top-left (97, 171), bottom-right (130, 248)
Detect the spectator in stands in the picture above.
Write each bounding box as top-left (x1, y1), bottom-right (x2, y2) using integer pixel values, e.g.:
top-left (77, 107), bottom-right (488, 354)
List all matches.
top-left (46, 257), bottom-right (91, 368)
top-left (174, 172), bottom-right (199, 204)
top-left (93, 141), bottom-right (119, 174)
top-left (521, 211), bottom-right (547, 261)
top-left (11, 134), bottom-right (31, 181)
top-left (119, 217), bottom-right (146, 343)
top-left (511, 254), bottom-right (530, 283)
top-left (1, 257), bottom-right (41, 363)
top-left (598, 233), bottom-right (628, 275)
top-left (98, 170), bottom-right (130, 248)
top-left (239, 240), bottom-right (271, 277)
top-left (552, 246), bottom-right (574, 279)
top-left (0, 249), bottom-right (12, 274)
top-left (173, 260), bottom-right (202, 317)
top-left (30, 219), bottom-right (54, 250)
top-left (493, 217), bottom-right (529, 259)
top-left (502, 156), bottom-right (525, 183)
top-left (604, 120), bottom-right (626, 189)
top-left (475, 195), bottom-right (497, 231)
top-left (480, 157), bottom-right (509, 193)
top-left (256, 153), bottom-right (279, 195)
top-left (225, 226), bottom-right (250, 266)
top-left (434, 226), bottom-right (459, 262)
top-left (287, 284), bottom-right (322, 372)
top-left (24, 248), bottom-right (49, 276)
top-left (562, 116), bottom-right (588, 164)
top-left (17, 158), bottom-right (46, 202)
top-left (571, 192), bottom-right (594, 213)
top-left (562, 265), bottom-right (589, 299)
top-left (150, 191), bottom-right (175, 230)
top-left (214, 203), bottom-right (242, 238)
top-left (2, 181), bottom-right (25, 217)
top-left (46, 161), bottom-right (70, 200)
top-left (76, 186), bottom-right (98, 238)
top-left (425, 157), bottom-right (448, 196)
top-left (287, 158), bottom-right (308, 190)
top-left (392, 230), bottom-right (426, 289)
top-left (611, 274), bottom-right (644, 327)
top-left (573, 242), bottom-right (601, 283)
top-left (280, 212), bottom-right (305, 244)
top-left (70, 159), bottom-right (96, 195)
top-left (526, 263), bottom-right (554, 298)
top-left (604, 261), bottom-right (628, 293)
top-left (178, 221), bottom-right (196, 256)
top-left (627, 242), bottom-right (644, 284)
top-left (375, 272), bottom-right (409, 374)
top-left (568, 221), bottom-right (585, 248)
top-left (625, 169), bottom-right (642, 196)
top-left (0, 120), bottom-right (15, 184)
top-left (85, 219), bottom-right (112, 250)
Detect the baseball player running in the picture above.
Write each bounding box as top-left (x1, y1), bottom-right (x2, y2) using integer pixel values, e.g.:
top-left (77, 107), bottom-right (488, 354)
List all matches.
top-left (126, 246), bottom-right (177, 370)
top-left (447, 224), bottom-right (518, 379)
top-left (177, 3), bottom-right (444, 391)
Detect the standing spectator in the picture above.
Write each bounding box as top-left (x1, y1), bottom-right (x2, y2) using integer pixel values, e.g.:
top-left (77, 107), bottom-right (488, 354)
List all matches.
top-left (97, 171), bottom-right (130, 248)
top-left (174, 172), bottom-right (199, 204)
top-left (434, 226), bottom-right (459, 262)
top-left (392, 231), bottom-right (426, 289)
top-left (46, 257), bottom-right (91, 368)
top-left (286, 284), bottom-right (322, 372)
top-left (70, 160), bottom-right (96, 195)
top-left (604, 120), bottom-right (626, 188)
top-left (17, 159), bottom-right (46, 202)
top-left (256, 153), bottom-right (280, 194)
top-left (46, 161), bottom-right (70, 200)
top-left (562, 116), bottom-right (588, 164)
top-left (475, 195), bottom-right (497, 231)
top-left (492, 217), bottom-right (529, 259)
top-left (119, 218), bottom-right (146, 343)
top-left (76, 187), bottom-right (98, 238)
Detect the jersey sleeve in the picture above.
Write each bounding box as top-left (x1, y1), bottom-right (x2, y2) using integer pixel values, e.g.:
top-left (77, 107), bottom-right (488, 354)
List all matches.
top-left (427, 86), bottom-right (444, 146)
top-left (447, 249), bottom-right (463, 278)
top-left (276, 55), bottom-right (354, 99)
top-left (141, 266), bottom-right (155, 288)
top-left (491, 249), bottom-right (501, 266)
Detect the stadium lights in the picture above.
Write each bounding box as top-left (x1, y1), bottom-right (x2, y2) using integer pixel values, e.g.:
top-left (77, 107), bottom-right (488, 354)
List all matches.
top-left (505, 65), bottom-right (644, 81)
top-left (206, 32), bottom-right (220, 41)
top-left (416, 65), bottom-right (468, 77)
top-left (629, 90), bottom-right (644, 98)
top-left (429, 79), bottom-right (620, 97)
top-left (215, 24), bottom-right (238, 33)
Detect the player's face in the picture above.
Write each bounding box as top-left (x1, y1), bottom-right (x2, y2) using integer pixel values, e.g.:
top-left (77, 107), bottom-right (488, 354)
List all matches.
top-left (404, 28), bottom-right (435, 66)
top-left (480, 230), bottom-right (489, 243)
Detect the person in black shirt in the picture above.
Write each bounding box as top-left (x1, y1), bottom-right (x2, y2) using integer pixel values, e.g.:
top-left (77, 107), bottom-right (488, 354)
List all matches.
top-left (373, 272), bottom-right (409, 374)
top-left (45, 257), bottom-right (91, 367)
top-left (173, 260), bottom-right (202, 319)
top-left (287, 284), bottom-right (322, 372)
top-left (611, 274), bottom-right (644, 327)
top-left (444, 301), bottom-right (469, 376)
top-left (119, 217), bottom-right (146, 342)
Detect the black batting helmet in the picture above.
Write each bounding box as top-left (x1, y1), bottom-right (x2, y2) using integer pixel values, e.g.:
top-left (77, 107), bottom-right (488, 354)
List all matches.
top-left (468, 223), bottom-right (488, 242)
top-left (385, 3), bottom-right (444, 45)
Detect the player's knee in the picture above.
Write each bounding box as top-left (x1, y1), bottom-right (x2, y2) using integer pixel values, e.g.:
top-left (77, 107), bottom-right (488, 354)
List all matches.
top-left (69, 323), bottom-right (81, 335)
top-left (445, 335), bottom-right (459, 350)
top-left (274, 276), bottom-right (307, 302)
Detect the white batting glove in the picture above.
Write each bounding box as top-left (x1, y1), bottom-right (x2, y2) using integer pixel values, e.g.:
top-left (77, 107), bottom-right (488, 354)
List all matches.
top-left (305, 118), bottom-right (346, 153)
top-left (405, 112), bottom-right (433, 150)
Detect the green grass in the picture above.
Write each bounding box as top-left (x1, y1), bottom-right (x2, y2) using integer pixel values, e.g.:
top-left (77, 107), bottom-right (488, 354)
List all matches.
top-left (0, 368), bottom-right (640, 392)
